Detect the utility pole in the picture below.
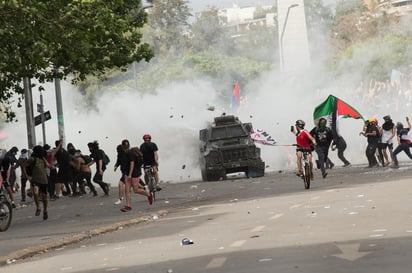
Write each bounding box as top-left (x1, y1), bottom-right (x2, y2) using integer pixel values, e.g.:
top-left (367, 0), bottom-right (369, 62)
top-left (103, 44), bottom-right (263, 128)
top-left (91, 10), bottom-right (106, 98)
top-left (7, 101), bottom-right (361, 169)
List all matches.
top-left (54, 74), bottom-right (66, 146)
top-left (23, 77), bottom-right (36, 149)
top-left (39, 91), bottom-right (46, 145)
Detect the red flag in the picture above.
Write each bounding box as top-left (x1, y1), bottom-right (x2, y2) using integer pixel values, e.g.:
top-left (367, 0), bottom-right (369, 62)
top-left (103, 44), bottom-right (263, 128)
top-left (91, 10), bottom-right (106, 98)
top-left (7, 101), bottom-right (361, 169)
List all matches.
top-left (231, 81), bottom-right (240, 107)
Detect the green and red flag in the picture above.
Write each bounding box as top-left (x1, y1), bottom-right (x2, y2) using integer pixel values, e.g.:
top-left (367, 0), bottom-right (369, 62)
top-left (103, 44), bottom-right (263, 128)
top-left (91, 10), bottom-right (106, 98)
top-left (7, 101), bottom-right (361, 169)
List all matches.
top-left (313, 95), bottom-right (364, 138)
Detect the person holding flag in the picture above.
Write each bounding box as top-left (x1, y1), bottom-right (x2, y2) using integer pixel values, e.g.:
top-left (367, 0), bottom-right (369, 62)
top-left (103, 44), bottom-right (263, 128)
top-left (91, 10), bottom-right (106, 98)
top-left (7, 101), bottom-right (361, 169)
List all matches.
top-left (313, 95), bottom-right (363, 167)
top-left (310, 118), bottom-right (333, 178)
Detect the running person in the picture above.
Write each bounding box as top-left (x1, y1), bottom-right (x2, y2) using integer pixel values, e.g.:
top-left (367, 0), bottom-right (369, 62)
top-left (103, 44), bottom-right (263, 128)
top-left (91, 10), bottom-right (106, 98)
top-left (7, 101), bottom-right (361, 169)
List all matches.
top-left (291, 120), bottom-right (317, 179)
top-left (140, 134), bottom-right (161, 191)
top-left (22, 145), bottom-right (54, 220)
top-left (391, 117), bottom-right (412, 168)
top-left (120, 146), bottom-right (153, 212)
top-left (113, 140), bottom-right (129, 205)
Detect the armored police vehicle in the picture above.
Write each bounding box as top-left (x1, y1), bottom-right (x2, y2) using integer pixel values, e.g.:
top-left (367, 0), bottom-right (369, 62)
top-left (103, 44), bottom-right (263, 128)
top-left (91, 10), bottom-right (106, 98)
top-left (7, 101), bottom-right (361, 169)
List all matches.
top-left (199, 115), bottom-right (265, 181)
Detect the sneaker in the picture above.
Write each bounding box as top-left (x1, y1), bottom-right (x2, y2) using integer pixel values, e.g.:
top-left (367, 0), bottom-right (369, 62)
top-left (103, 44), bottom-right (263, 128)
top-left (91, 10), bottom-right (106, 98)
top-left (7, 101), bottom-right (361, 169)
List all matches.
top-left (155, 186), bottom-right (162, 192)
top-left (35, 209), bottom-right (41, 216)
top-left (120, 206), bottom-right (132, 212)
top-left (148, 193), bottom-right (154, 205)
top-left (296, 170), bottom-right (303, 177)
top-left (11, 202), bottom-right (16, 209)
top-left (329, 162), bottom-right (334, 169)
top-left (322, 172), bottom-right (328, 179)
top-left (43, 211), bottom-right (48, 220)
top-left (114, 198), bottom-right (123, 205)
top-left (343, 163), bottom-right (351, 167)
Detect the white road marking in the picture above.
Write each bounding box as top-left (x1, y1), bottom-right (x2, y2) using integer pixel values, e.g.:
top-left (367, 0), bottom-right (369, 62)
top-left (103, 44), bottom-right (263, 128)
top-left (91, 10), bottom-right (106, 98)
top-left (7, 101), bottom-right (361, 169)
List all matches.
top-left (333, 243), bottom-right (371, 261)
top-left (206, 257), bottom-right (227, 268)
top-left (251, 225), bottom-right (266, 232)
top-left (230, 240), bottom-right (246, 247)
top-left (269, 213), bottom-right (284, 220)
top-left (372, 229), bottom-right (387, 232)
top-left (369, 234), bottom-right (384, 238)
top-left (290, 204), bottom-right (302, 209)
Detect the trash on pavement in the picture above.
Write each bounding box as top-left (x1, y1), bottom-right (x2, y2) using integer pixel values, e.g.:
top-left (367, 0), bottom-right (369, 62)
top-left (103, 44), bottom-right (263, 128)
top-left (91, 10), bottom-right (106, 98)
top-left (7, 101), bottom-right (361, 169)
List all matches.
top-left (181, 237), bottom-right (194, 245)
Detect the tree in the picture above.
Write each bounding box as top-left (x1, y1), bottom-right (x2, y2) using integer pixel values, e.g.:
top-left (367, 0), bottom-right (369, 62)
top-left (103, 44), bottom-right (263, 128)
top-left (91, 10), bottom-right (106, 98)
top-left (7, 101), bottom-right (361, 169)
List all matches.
top-left (0, 0), bottom-right (154, 121)
top-left (190, 7), bottom-right (225, 52)
top-left (144, 0), bottom-right (192, 55)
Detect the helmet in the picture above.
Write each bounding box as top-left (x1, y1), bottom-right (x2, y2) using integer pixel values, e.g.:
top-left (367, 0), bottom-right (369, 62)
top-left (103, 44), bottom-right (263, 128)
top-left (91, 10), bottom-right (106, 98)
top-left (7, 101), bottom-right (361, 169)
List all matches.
top-left (295, 120), bottom-right (305, 128)
top-left (368, 118), bottom-right (378, 124)
top-left (143, 134), bottom-right (151, 140)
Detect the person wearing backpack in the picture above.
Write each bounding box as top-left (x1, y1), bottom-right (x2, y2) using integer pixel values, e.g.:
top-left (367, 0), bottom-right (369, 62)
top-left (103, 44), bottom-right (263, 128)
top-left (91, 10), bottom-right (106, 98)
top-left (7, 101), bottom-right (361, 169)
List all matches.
top-left (310, 118), bottom-right (333, 179)
top-left (88, 141), bottom-right (110, 195)
top-left (22, 145), bottom-right (55, 220)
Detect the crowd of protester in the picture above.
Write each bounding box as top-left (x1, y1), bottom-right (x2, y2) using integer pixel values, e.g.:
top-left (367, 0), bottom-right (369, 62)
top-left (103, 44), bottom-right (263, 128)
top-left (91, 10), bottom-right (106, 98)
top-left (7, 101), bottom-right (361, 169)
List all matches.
top-left (0, 135), bottom-right (160, 219)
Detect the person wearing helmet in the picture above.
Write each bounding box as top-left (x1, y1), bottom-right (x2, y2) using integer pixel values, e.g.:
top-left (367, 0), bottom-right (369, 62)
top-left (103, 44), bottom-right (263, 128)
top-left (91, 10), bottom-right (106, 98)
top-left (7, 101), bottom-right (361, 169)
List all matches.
top-left (359, 118), bottom-right (380, 167)
top-left (310, 118), bottom-right (333, 179)
top-left (391, 116), bottom-right (412, 168)
top-left (291, 120), bottom-right (317, 178)
top-left (140, 134), bottom-right (161, 191)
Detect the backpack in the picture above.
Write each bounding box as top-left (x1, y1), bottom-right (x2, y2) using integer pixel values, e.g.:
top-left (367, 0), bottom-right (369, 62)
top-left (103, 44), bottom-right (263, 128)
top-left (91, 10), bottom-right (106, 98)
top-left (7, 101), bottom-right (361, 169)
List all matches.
top-left (100, 149), bottom-right (110, 165)
top-left (26, 158), bottom-right (36, 176)
top-left (130, 147), bottom-right (143, 158)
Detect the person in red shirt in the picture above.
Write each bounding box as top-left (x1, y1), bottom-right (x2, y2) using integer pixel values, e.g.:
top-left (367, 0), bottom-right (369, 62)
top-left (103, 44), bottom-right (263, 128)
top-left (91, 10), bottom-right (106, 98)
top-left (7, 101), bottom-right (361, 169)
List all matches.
top-left (291, 120), bottom-right (317, 178)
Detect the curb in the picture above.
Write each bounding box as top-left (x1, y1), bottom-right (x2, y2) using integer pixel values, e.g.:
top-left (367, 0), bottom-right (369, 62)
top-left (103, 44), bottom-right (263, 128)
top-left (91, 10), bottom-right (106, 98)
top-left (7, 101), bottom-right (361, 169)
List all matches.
top-left (0, 209), bottom-right (169, 266)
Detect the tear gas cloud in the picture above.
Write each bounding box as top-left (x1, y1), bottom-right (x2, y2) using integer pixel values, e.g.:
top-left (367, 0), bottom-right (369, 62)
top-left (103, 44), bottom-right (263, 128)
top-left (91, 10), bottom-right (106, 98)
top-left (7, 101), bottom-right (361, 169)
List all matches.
top-left (3, 4), bottom-right (412, 185)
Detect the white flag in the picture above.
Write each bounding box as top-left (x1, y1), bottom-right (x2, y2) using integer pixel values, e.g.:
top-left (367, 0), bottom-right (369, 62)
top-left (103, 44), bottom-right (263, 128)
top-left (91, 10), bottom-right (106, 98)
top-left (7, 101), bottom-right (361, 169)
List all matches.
top-left (251, 129), bottom-right (276, 146)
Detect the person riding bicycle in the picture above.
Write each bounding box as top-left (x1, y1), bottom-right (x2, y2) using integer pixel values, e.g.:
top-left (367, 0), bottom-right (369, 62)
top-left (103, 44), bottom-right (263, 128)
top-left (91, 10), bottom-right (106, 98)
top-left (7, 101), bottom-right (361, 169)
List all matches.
top-left (140, 134), bottom-right (161, 191)
top-left (291, 120), bottom-right (317, 179)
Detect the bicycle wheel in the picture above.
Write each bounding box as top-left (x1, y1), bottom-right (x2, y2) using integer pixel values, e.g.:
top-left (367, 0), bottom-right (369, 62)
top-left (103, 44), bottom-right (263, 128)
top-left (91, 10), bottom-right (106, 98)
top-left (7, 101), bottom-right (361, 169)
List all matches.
top-left (0, 200), bottom-right (12, 232)
top-left (148, 175), bottom-right (156, 201)
top-left (303, 163), bottom-right (311, 189)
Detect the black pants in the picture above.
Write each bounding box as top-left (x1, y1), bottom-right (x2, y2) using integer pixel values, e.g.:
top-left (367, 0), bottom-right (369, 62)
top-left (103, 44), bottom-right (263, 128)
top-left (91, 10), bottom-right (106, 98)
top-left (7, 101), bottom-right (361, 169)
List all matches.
top-left (315, 145), bottom-right (329, 175)
top-left (93, 173), bottom-right (109, 195)
top-left (48, 169), bottom-right (57, 197)
top-left (77, 171), bottom-right (96, 194)
top-left (366, 142), bottom-right (378, 167)
top-left (392, 143), bottom-right (412, 166)
top-left (335, 137), bottom-right (350, 165)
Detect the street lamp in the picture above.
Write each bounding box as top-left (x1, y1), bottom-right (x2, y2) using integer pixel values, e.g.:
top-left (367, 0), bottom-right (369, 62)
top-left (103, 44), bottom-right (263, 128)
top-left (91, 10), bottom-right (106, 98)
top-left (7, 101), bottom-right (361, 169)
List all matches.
top-left (280, 3), bottom-right (299, 72)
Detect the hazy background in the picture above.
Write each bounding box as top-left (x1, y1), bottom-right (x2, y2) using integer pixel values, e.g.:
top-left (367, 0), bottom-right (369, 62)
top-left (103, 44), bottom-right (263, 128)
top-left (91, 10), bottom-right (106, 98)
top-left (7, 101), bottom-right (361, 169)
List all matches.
top-left (3, 0), bottom-right (411, 185)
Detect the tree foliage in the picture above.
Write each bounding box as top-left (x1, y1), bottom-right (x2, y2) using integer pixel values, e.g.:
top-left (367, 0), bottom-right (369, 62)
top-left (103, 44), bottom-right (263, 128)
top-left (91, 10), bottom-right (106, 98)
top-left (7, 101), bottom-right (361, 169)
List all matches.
top-left (0, 0), bottom-right (154, 121)
top-left (144, 0), bottom-right (192, 55)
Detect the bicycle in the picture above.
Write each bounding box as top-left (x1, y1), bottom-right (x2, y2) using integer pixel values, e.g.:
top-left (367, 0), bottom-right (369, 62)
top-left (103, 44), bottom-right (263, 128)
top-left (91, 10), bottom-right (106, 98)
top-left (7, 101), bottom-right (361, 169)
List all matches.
top-left (294, 144), bottom-right (312, 190)
top-left (144, 165), bottom-right (156, 201)
top-left (0, 185), bottom-right (13, 232)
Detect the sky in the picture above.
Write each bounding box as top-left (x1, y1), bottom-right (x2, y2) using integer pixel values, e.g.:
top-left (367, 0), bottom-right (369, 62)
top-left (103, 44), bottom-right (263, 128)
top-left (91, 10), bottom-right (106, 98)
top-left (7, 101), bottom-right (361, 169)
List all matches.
top-left (3, 0), bottom-right (411, 186)
top-left (189, 0), bottom-right (338, 12)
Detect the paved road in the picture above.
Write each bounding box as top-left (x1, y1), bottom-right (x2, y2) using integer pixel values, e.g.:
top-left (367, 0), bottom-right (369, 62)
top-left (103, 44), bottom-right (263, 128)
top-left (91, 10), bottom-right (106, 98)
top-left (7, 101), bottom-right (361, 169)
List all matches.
top-left (1, 163), bottom-right (412, 268)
